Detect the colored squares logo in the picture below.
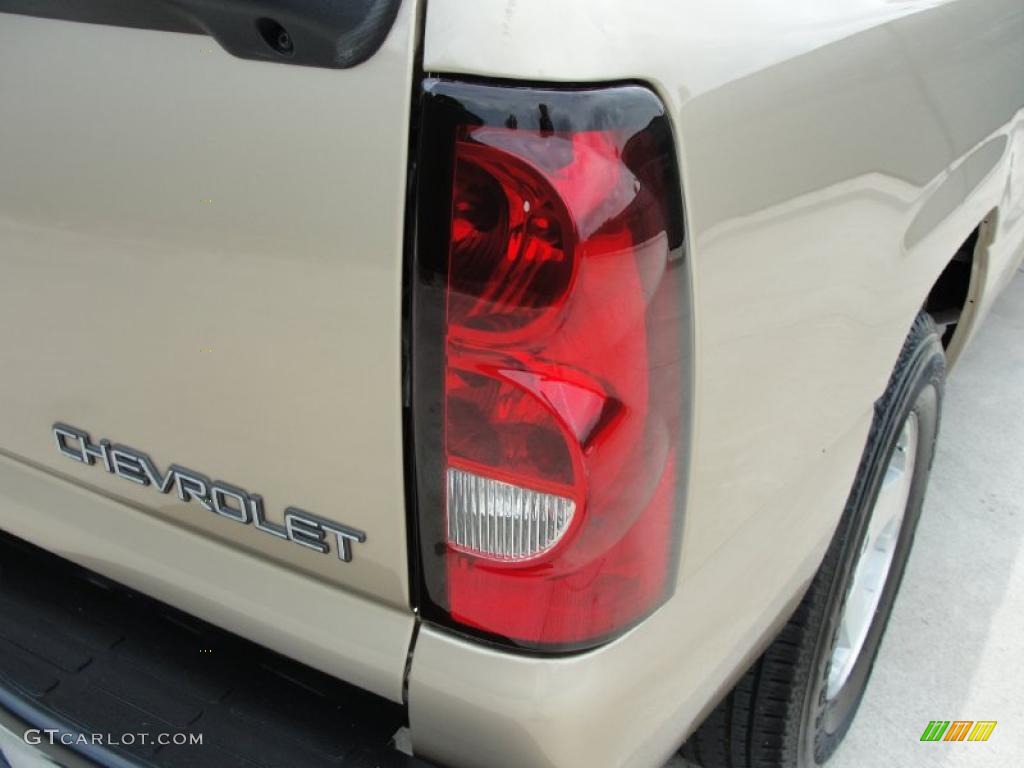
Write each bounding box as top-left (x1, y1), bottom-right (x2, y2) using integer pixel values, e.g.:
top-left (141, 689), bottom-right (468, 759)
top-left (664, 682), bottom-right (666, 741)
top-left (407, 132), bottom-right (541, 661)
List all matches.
top-left (920, 720), bottom-right (997, 742)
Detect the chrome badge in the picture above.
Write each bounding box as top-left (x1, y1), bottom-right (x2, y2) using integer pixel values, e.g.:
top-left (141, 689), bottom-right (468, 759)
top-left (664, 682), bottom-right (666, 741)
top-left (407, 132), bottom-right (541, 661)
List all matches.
top-left (52, 423), bottom-right (366, 562)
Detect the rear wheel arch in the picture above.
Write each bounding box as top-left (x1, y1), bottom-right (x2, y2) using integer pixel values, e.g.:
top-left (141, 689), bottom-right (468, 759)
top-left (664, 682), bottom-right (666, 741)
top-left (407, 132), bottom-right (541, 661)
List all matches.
top-left (681, 313), bottom-right (946, 768)
top-left (924, 210), bottom-right (998, 367)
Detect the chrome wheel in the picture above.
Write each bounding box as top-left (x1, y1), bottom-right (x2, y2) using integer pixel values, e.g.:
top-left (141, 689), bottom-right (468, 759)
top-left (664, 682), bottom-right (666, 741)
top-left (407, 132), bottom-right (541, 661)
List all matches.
top-left (826, 411), bottom-right (919, 699)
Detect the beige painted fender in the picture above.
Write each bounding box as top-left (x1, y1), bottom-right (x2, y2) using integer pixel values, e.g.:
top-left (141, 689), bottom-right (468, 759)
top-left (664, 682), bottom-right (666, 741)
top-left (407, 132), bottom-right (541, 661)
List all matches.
top-left (408, 1), bottom-right (1024, 766)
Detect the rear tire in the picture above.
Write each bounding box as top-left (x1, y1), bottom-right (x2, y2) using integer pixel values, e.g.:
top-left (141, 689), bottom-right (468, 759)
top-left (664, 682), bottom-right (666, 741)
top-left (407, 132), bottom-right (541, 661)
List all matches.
top-left (682, 313), bottom-right (945, 767)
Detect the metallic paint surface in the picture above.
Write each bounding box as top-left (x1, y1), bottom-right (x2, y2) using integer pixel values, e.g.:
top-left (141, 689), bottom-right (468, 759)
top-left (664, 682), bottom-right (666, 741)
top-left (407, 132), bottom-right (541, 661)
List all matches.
top-left (0, 1), bottom-right (420, 609)
top-left (410, 0), bottom-right (1024, 765)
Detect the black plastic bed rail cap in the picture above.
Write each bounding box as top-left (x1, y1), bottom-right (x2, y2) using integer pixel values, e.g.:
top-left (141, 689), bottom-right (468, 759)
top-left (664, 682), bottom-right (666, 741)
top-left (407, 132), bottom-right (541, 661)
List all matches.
top-left (0, 0), bottom-right (403, 68)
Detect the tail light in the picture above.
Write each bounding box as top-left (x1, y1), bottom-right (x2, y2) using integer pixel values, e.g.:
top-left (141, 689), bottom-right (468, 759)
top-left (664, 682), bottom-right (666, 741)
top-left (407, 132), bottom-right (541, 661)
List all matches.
top-left (409, 80), bottom-right (689, 651)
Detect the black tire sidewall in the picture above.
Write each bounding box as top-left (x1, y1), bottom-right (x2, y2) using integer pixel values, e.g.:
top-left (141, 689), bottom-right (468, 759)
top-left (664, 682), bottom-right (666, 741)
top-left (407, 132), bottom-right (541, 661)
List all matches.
top-left (798, 320), bottom-right (945, 765)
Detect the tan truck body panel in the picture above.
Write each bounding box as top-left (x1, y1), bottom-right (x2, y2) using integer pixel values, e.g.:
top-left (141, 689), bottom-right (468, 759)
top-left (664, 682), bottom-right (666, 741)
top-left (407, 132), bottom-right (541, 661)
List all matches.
top-left (0, 1), bottom-right (422, 701)
top-left (2, 0), bottom-right (1024, 765)
top-left (409, 1), bottom-right (1024, 766)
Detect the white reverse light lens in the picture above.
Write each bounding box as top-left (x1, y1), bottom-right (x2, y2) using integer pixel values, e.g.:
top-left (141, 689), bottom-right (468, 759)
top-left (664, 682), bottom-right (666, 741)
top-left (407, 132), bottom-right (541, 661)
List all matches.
top-left (446, 467), bottom-right (575, 561)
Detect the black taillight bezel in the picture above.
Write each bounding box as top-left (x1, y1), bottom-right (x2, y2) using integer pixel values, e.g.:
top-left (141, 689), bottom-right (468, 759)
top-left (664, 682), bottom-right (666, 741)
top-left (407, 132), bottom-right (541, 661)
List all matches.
top-left (407, 78), bottom-right (689, 653)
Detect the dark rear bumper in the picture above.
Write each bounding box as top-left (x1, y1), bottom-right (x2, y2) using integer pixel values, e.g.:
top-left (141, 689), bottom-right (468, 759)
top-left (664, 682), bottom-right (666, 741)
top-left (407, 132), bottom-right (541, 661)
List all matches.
top-left (0, 530), bottom-right (431, 768)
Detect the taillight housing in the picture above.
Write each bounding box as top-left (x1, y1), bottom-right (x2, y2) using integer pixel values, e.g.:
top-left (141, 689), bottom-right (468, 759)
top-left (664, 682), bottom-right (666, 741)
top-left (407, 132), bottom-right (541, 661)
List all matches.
top-left (409, 79), bottom-right (689, 652)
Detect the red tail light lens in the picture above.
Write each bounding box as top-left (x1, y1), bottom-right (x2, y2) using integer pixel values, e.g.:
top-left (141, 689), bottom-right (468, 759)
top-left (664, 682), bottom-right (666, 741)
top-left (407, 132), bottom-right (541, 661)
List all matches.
top-left (410, 80), bottom-right (689, 651)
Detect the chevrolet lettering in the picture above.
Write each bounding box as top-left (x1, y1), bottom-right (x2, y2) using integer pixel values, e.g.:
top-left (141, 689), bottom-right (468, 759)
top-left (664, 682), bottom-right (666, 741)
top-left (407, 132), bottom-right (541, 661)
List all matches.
top-left (52, 423), bottom-right (366, 562)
